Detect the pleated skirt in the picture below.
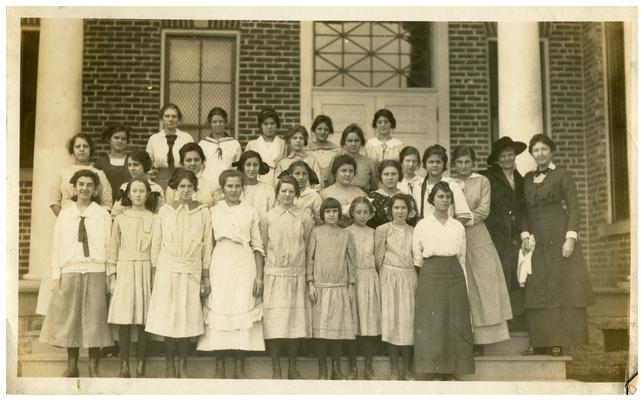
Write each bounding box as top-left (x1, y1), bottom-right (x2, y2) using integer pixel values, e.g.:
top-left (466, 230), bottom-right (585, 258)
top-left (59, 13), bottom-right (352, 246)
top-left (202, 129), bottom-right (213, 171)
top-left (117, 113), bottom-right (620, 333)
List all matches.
top-left (380, 265), bottom-right (417, 346)
top-left (108, 260), bottom-right (152, 325)
top-left (414, 256), bottom-right (474, 375)
top-left (39, 272), bottom-right (114, 348)
top-left (354, 268), bottom-right (382, 336)
top-left (312, 285), bottom-right (355, 340)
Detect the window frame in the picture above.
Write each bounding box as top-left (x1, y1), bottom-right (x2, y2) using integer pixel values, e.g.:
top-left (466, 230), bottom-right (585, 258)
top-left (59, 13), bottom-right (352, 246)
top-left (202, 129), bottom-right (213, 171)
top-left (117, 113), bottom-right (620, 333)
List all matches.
top-left (160, 29), bottom-right (241, 139)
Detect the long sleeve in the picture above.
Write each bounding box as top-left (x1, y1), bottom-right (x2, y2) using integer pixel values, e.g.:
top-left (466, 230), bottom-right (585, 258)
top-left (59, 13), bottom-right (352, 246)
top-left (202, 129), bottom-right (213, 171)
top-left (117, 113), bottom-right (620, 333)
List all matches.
top-left (150, 210), bottom-right (162, 267)
top-left (374, 225), bottom-right (386, 270)
top-left (470, 176), bottom-right (491, 226)
top-left (201, 210), bottom-right (213, 270)
top-left (561, 170), bottom-right (581, 235)
top-left (306, 229), bottom-right (317, 283)
top-left (146, 138), bottom-right (156, 168)
top-left (309, 158), bottom-right (325, 190)
top-left (97, 171), bottom-right (113, 210)
top-left (106, 216), bottom-right (121, 276)
top-left (273, 160), bottom-right (284, 181)
top-left (50, 215), bottom-right (62, 280)
top-left (450, 181), bottom-right (472, 220)
top-left (412, 223), bottom-right (425, 268)
top-left (250, 210), bottom-right (265, 256)
top-left (346, 233), bottom-right (356, 285)
top-left (259, 215), bottom-right (270, 259)
top-left (369, 160), bottom-right (379, 194)
top-left (457, 223), bottom-right (468, 287)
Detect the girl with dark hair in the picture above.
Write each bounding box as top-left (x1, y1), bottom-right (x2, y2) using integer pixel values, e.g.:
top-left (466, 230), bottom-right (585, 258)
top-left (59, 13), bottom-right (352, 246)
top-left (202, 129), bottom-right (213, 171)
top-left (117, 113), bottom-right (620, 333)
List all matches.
top-left (107, 177), bottom-right (159, 378)
top-left (519, 134), bottom-right (593, 357)
top-left (284, 160), bottom-right (322, 222)
top-left (398, 146), bottom-right (423, 209)
top-left (367, 160), bottom-right (405, 229)
top-left (413, 180), bottom-right (474, 380)
top-left (197, 169), bottom-right (266, 379)
top-left (145, 103), bottom-right (194, 190)
top-left (320, 155), bottom-right (366, 227)
top-left (145, 168), bottom-right (213, 378)
top-left (307, 197), bottom-right (356, 380)
top-left (345, 197), bottom-right (381, 380)
top-left (235, 150), bottom-right (275, 220)
top-left (111, 150), bottom-right (165, 216)
top-left (246, 107), bottom-right (287, 186)
top-left (418, 144), bottom-right (472, 224)
top-left (260, 175), bottom-right (314, 379)
top-left (274, 125), bottom-right (324, 190)
top-left (331, 123), bottom-right (379, 193)
top-left (50, 133), bottom-right (113, 216)
top-left (452, 145), bottom-right (512, 355)
top-left (199, 107), bottom-right (242, 187)
top-left (364, 108), bottom-right (404, 162)
top-left (39, 169), bottom-right (114, 377)
top-left (164, 142), bottom-right (218, 207)
top-left (94, 124), bottom-right (131, 201)
top-left (306, 115), bottom-right (341, 187)
top-left (374, 193), bottom-right (416, 380)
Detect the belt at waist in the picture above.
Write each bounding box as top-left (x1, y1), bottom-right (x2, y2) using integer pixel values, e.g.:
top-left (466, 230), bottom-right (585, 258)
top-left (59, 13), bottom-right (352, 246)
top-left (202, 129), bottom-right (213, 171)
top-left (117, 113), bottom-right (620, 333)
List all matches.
top-left (314, 282), bottom-right (348, 288)
top-left (356, 266), bottom-right (377, 271)
top-left (264, 266), bottom-right (305, 277)
top-left (382, 264), bottom-right (415, 272)
top-left (156, 256), bottom-right (202, 275)
top-left (117, 250), bottom-right (151, 262)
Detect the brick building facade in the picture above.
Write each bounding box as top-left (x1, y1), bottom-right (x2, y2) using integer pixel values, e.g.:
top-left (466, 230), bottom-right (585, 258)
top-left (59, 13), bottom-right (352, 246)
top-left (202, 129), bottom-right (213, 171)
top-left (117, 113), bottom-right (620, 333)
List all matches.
top-left (17, 18), bottom-right (633, 382)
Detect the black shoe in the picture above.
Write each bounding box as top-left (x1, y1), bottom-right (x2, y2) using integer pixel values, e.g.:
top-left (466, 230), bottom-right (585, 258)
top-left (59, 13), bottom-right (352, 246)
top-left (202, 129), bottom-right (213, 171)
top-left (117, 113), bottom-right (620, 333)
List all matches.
top-left (551, 346), bottom-right (563, 357)
top-left (521, 346), bottom-right (541, 356)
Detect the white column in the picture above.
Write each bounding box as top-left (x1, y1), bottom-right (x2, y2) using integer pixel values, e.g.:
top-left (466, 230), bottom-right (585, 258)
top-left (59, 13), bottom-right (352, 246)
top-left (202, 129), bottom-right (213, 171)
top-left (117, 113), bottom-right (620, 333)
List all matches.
top-left (497, 22), bottom-right (543, 175)
top-left (23, 19), bottom-right (84, 315)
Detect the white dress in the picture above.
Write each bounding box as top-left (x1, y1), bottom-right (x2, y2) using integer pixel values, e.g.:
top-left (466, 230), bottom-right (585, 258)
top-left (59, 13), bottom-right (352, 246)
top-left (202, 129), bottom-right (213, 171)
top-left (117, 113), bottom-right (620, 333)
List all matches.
top-left (241, 182), bottom-right (275, 221)
top-left (198, 135), bottom-right (242, 188)
top-left (197, 202), bottom-right (265, 351)
top-left (246, 135), bottom-right (286, 187)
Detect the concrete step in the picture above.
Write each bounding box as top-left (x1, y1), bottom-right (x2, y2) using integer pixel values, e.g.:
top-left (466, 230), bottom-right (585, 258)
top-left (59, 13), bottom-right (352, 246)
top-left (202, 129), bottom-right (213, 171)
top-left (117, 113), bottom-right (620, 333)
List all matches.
top-left (482, 331), bottom-right (531, 355)
top-left (18, 353), bottom-right (569, 381)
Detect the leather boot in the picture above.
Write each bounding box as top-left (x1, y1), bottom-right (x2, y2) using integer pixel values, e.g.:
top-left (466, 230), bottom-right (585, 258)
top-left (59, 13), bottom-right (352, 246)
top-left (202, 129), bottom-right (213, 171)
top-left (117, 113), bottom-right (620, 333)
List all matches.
top-left (233, 358), bottom-right (248, 379)
top-left (330, 360), bottom-right (344, 380)
top-left (62, 354), bottom-right (79, 378)
top-left (318, 358), bottom-right (328, 380)
top-left (135, 359), bottom-right (146, 378)
top-left (345, 364), bottom-right (358, 380)
top-left (165, 359), bottom-right (176, 378)
top-left (88, 351), bottom-right (100, 377)
top-left (177, 357), bottom-right (189, 379)
top-left (118, 360), bottom-right (131, 378)
top-left (214, 358), bottom-right (226, 379)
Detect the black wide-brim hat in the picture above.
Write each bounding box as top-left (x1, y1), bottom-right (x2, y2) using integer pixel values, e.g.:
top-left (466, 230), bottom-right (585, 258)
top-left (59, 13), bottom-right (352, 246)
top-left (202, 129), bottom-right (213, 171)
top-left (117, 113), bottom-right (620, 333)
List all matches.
top-left (487, 136), bottom-right (527, 165)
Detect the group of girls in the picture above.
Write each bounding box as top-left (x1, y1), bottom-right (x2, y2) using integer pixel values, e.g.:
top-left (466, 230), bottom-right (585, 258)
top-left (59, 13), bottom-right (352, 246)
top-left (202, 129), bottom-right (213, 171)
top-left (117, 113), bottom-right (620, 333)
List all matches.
top-left (39, 103), bottom-right (591, 381)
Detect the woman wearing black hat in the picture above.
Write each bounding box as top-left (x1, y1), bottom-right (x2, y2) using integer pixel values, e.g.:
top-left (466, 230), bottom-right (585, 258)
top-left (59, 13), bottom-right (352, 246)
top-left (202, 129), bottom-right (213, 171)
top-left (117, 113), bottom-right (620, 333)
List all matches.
top-left (479, 137), bottom-right (527, 328)
top-left (519, 134), bottom-right (593, 357)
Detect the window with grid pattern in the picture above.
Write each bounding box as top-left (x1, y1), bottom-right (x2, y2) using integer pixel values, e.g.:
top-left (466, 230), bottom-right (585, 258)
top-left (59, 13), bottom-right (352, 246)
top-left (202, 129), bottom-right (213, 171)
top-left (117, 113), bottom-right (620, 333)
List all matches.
top-left (314, 22), bottom-right (432, 88)
top-left (164, 34), bottom-right (237, 139)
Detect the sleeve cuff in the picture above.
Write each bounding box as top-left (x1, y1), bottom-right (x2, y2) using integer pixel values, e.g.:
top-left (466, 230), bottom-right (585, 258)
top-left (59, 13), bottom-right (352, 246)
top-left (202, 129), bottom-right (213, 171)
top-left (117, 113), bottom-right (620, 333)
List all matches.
top-left (566, 231), bottom-right (578, 240)
top-left (106, 265), bottom-right (117, 276)
top-left (520, 231), bottom-right (531, 240)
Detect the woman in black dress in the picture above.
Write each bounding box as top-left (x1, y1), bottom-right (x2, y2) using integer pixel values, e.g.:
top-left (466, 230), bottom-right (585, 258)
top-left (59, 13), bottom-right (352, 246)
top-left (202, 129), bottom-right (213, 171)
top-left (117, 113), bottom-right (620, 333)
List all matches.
top-left (480, 137), bottom-right (527, 327)
top-left (520, 134), bottom-right (594, 357)
top-left (94, 124), bottom-right (131, 202)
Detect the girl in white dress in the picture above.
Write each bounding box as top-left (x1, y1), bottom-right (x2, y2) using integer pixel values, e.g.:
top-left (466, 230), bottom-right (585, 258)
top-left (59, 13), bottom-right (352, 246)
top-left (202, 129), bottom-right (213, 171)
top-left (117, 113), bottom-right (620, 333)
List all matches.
top-left (306, 115), bottom-right (341, 187)
top-left (260, 175), bottom-right (315, 379)
top-left (111, 150), bottom-right (164, 216)
top-left (198, 107), bottom-right (242, 187)
top-left (345, 197), bottom-right (382, 380)
top-left (274, 125), bottom-right (324, 190)
top-left (146, 168), bottom-right (213, 378)
top-left (235, 150), bottom-right (275, 220)
top-left (363, 109), bottom-right (404, 163)
top-left (197, 170), bottom-right (266, 379)
top-left (245, 107), bottom-right (286, 186)
top-left (375, 193), bottom-right (417, 380)
top-left (107, 178), bottom-right (158, 378)
top-left (286, 160), bottom-right (322, 222)
top-left (164, 143), bottom-right (219, 207)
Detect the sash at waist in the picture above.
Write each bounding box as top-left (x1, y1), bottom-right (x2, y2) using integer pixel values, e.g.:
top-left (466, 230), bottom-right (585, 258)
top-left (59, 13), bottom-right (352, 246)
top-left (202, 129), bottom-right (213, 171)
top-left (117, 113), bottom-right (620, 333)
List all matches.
top-left (156, 256), bottom-right (202, 275)
top-left (117, 250), bottom-right (151, 262)
top-left (264, 266), bottom-right (305, 277)
top-left (382, 264), bottom-right (415, 272)
top-left (314, 282), bottom-right (348, 288)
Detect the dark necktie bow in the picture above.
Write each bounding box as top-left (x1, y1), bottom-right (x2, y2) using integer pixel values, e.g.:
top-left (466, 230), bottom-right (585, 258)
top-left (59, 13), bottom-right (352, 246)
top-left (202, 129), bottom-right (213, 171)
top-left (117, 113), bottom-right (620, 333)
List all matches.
top-left (534, 168), bottom-right (550, 177)
top-left (166, 135), bottom-right (178, 169)
top-left (78, 216), bottom-right (90, 257)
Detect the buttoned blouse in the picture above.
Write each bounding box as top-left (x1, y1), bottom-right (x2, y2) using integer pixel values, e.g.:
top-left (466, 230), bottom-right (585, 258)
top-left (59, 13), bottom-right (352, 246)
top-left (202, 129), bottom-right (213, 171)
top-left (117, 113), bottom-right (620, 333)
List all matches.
top-left (211, 202), bottom-right (264, 255)
top-left (374, 222), bottom-right (414, 270)
top-left (412, 214), bottom-right (466, 271)
top-left (106, 209), bottom-right (157, 275)
top-left (145, 129), bottom-right (194, 169)
top-left (259, 206), bottom-right (314, 273)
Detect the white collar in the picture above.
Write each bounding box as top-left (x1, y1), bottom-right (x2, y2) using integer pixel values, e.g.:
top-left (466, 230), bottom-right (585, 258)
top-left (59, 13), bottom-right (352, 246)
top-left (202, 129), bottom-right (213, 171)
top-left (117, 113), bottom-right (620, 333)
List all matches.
top-left (371, 137), bottom-right (402, 147)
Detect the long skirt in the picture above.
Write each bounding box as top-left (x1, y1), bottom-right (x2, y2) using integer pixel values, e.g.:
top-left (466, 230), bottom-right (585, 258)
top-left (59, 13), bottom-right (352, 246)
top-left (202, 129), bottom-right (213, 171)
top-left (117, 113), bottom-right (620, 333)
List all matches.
top-left (354, 267), bottom-right (382, 336)
top-left (380, 265), bottom-right (417, 346)
top-left (108, 260), bottom-right (152, 325)
top-left (262, 268), bottom-right (311, 339)
top-left (414, 256), bottom-right (474, 375)
top-left (197, 240), bottom-right (265, 351)
top-left (465, 223), bottom-right (512, 344)
top-left (527, 308), bottom-right (588, 347)
top-left (39, 272), bottom-right (113, 348)
top-left (145, 269), bottom-right (204, 338)
top-left (312, 285), bottom-right (355, 340)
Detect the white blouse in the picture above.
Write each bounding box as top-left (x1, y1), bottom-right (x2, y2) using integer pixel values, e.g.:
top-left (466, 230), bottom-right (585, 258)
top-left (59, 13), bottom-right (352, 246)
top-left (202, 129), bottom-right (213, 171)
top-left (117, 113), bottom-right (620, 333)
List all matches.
top-left (145, 129), bottom-right (194, 169)
top-left (51, 202), bottom-right (112, 279)
top-left (363, 137), bottom-right (404, 162)
top-left (412, 214), bottom-right (466, 273)
top-left (211, 202), bottom-right (264, 255)
top-left (198, 135), bottom-right (242, 187)
top-left (419, 177), bottom-right (472, 221)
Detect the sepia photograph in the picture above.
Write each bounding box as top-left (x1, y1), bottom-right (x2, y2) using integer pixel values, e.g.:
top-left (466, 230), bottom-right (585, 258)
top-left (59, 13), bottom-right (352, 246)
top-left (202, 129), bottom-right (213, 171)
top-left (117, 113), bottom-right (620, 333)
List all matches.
top-left (6, 5), bottom-right (637, 395)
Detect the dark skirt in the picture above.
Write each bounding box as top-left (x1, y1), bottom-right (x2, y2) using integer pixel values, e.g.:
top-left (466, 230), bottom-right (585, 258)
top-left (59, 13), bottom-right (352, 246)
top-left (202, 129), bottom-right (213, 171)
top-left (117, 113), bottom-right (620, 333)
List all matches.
top-left (39, 272), bottom-right (113, 348)
top-left (414, 256), bottom-right (474, 375)
top-left (526, 307), bottom-right (588, 347)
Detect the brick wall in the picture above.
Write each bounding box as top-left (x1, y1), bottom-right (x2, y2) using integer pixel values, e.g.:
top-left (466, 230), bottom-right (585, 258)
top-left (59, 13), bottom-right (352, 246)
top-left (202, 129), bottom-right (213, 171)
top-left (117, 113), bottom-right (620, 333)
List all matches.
top-left (81, 19), bottom-right (300, 153)
top-left (18, 176), bottom-right (33, 278)
top-left (447, 22), bottom-right (492, 170)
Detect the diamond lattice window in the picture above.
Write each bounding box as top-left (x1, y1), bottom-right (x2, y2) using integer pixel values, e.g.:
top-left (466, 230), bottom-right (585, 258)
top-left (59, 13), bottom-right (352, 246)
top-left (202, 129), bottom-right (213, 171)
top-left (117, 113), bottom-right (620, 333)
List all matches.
top-left (164, 34), bottom-right (237, 138)
top-left (314, 22), bottom-right (432, 88)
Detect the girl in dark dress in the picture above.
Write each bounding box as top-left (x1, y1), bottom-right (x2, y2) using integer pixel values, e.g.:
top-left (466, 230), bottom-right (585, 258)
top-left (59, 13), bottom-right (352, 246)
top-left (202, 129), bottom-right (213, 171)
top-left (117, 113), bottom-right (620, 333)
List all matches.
top-left (94, 124), bottom-right (131, 202)
top-left (367, 160), bottom-right (403, 229)
top-left (520, 134), bottom-right (594, 357)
